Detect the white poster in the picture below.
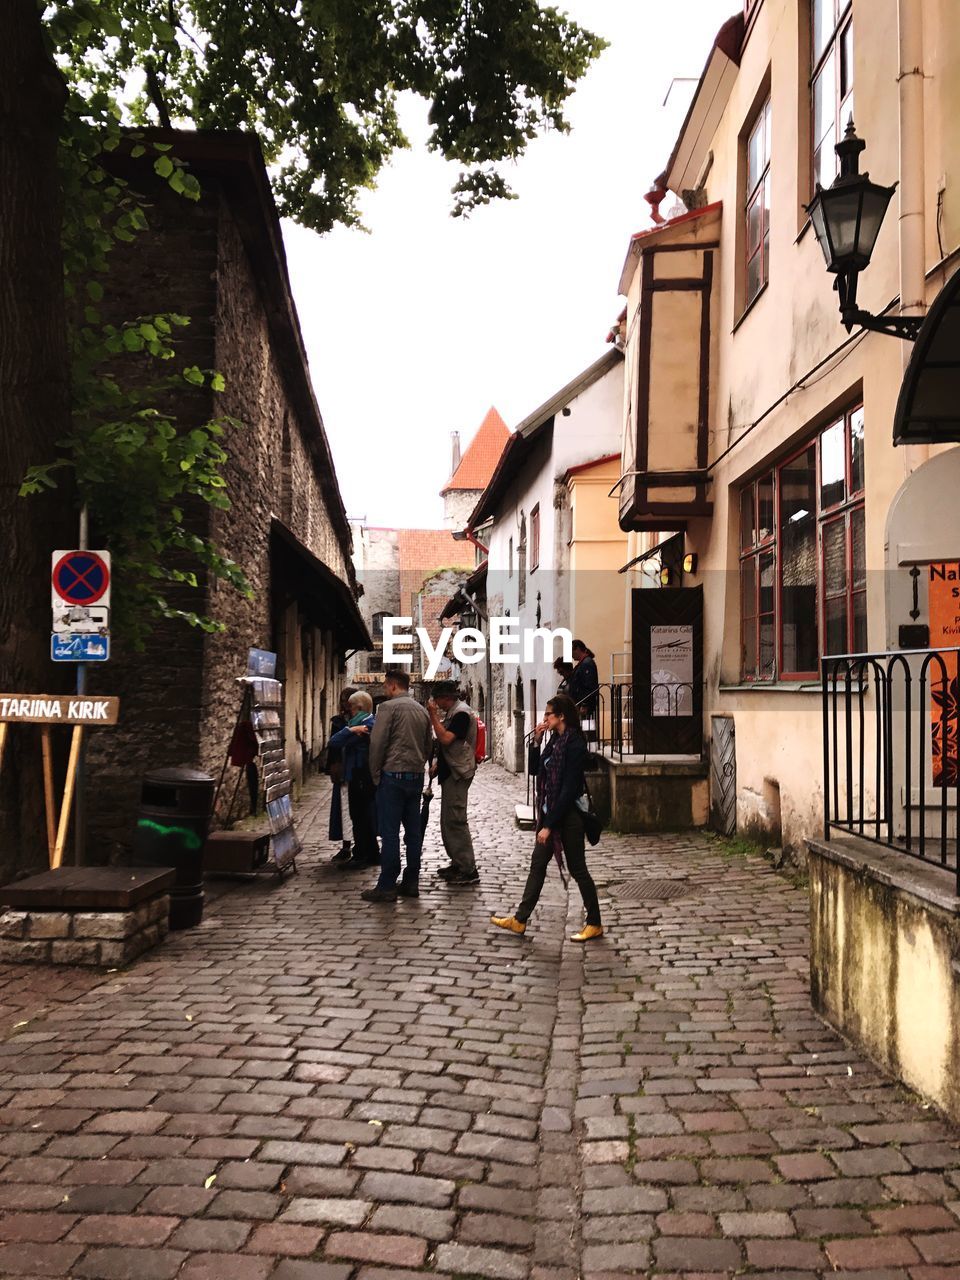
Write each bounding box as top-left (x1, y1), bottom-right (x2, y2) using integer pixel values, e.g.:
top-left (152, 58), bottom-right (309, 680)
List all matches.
top-left (650, 625), bottom-right (693, 717)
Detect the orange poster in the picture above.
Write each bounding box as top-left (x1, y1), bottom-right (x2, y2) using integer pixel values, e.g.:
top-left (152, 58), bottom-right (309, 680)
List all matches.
top-left (929, 564), bottom-right (960, 786)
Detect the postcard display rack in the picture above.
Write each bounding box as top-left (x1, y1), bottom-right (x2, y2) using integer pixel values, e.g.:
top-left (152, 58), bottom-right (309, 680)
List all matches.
top-left (208, 674), bottom-right (301, 877)
top-left (244, 677), bottom-right (300, 874)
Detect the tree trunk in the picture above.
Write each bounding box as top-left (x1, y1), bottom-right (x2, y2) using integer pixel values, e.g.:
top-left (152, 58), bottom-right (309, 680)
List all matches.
top-left (0, 1), bottom-right (73, 876)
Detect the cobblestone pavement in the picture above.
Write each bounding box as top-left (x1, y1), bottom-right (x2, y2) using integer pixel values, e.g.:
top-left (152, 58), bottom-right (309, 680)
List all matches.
top-left (0, 763), bottom-right (956, 1279)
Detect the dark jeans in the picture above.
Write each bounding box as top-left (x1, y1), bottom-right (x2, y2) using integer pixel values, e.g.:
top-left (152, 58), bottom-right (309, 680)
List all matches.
top-left (376, 773), bottom-right (423, 889)
top-left (516, 807), bottom-right (601, 926)
top-left (348, 774), bottom-right (379, 862)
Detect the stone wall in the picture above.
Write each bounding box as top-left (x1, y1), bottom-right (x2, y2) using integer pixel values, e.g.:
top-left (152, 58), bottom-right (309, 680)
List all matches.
top-left (0, 896), bottom-right (169, 967)
top-left (86, 157), bottom-right (358, 857)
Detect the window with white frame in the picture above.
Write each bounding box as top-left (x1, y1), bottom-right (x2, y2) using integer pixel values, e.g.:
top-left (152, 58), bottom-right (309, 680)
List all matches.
top-left (744, 97), bottom-right (772, 308)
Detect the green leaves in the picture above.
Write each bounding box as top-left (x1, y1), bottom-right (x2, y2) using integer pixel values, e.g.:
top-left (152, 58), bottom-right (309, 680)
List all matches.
top-left (44, 0), bottom-right (604, 231)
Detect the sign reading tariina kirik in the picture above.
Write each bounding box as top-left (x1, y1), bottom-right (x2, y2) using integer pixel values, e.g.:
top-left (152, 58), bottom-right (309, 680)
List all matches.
top-left (0, 695), bottom-right (120, 726)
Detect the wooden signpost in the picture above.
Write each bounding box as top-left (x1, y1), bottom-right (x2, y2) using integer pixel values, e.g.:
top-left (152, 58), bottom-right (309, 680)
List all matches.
top-left (0, 696), bottom-right (120, 870)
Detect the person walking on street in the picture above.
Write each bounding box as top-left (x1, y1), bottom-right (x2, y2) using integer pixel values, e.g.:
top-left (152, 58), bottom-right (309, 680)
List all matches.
top-left (326, 686), bottom-right (358, 864)
top-left (325, 690), bottom-right (379, 869)
top-left (491, 693), bottom-right (603, 942)
top-left (553, 657), bottom-right (575, 696)
top-left (364, 670), bottom-right (432, 903)
top-left (427, 681), bottom-right (479, 886)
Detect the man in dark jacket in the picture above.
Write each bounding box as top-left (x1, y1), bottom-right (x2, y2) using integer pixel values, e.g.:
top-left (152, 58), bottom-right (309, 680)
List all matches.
top-left (568, 640), bottom-right (599, 718)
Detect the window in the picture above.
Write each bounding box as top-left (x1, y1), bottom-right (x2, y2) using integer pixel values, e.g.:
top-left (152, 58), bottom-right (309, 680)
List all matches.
top-left (744, 98), bottom-right (772, 308)
top-left (530, 505), bottom-right (540, 571)
top-left (508, 537), bottom-right (513, 578)
top-left (811, 0), bottom-right (853, 192)
top-left (371, 611), bottom-right (389, 640)
top-left (740, 404), bottom-right (864, 680)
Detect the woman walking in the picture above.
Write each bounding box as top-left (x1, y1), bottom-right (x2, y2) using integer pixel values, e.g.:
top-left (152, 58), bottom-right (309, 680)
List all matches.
top-left (327, 690), bottom-right (379, 869)
top-left (491, 693), bottom-right (602, 942)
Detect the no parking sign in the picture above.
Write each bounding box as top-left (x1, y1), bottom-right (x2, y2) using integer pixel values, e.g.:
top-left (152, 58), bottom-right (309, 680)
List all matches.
top-left (51, 550), bottom-right (111, 662)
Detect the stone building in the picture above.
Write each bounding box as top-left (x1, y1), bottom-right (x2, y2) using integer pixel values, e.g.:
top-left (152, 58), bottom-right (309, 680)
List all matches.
top-left (86, 131), bottom-right (369, 860)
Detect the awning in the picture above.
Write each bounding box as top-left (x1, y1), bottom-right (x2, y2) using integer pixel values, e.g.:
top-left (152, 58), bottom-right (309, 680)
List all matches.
top-left (894, 265), bottom-right (960, 445)
top-left (270, 520), bottom-right (372, 650)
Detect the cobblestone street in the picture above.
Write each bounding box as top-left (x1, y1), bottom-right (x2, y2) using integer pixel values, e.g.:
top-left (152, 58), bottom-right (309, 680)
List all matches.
top-left (0, 763), bottom-right (956, 1279)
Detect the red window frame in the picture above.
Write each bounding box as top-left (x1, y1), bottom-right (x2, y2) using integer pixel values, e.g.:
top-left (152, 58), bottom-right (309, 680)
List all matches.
top-left (744, 98), bottom-right (772, 309)
top-left (811, 0), bottom-right (853, 193)
top-left (530, 505), bottom-right (540, 572)
top-left (739, 404), bottom-right (865, 681)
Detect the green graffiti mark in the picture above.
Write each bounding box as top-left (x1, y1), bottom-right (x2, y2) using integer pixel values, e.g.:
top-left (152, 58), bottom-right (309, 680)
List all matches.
top-left (136, 818), bottom-right (203, 851)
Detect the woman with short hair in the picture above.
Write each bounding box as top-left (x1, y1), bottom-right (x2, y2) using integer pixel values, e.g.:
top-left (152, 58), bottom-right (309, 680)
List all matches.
top-left (327, 689), bottom-right (379, 869)
top-left (491, 693), bottom-right (602, 941)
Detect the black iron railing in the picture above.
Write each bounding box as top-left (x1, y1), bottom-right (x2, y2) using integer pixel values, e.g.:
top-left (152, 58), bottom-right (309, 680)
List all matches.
top-left (822, 648), bottom-right (960, 895)
top-left (522, 683), bottom-right (636, 807)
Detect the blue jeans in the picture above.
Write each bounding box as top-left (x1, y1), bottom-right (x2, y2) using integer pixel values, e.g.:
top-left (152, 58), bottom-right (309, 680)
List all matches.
top-left (376, 773), bottom-right (423, 889)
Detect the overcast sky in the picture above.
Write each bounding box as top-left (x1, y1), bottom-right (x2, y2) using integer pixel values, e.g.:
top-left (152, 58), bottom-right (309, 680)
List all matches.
top-left (283, 1), bottom-right (735, 529)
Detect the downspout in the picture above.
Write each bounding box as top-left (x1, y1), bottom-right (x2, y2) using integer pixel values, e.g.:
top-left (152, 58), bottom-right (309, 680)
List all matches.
top-left (898, 0), bottom-right (929, 470)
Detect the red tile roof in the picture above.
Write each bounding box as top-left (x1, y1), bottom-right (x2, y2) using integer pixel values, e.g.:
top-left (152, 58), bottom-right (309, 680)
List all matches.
top-left (396, 528), bottom-right (473, 573)
top-left (441, 407), bottom-right (511, 494)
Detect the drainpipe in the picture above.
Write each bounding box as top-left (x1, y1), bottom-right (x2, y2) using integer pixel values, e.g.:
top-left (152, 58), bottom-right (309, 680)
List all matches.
top-left (898, 0), bottom-right (929, 470)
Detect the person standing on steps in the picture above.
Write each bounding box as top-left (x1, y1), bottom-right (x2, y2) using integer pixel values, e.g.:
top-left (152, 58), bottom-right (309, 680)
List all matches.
top-left (427, 681), bottom-right (479, 886)
top-left (363, 670), bottom-right (432, 903)
top-left (491, 693), bottom-right (603, 942)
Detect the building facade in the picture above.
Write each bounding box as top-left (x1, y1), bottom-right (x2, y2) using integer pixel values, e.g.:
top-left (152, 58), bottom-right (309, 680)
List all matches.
top-left (87, 132), bottom-right (369, 860)
top-left (615, 0), bottom-right (960, 853)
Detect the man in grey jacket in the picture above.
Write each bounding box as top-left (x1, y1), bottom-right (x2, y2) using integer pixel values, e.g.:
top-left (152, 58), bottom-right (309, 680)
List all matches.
top-left (427, 681), bottom-right (478, 885)
top-left (363, 669), bottom-right (433, 903)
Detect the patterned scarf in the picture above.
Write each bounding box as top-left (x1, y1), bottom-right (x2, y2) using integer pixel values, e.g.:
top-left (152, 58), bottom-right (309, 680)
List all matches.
top-left (538, 728), bottom-right (570, 877)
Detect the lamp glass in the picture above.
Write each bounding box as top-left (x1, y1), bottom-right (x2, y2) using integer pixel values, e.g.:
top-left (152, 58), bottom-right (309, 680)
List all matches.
top-left (682, 553), bottom-right (697, 574)
top-left (659, 566), bottom-right (672, 586)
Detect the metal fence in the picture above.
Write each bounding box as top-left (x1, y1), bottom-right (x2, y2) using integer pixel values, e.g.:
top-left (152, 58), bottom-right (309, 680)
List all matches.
top-left (522, 683), bottom-right (636, 808)
top-left (822, 648), bottom-right (960, 894)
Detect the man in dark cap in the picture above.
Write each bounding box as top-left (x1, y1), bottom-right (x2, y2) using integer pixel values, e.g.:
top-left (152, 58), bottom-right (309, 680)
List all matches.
top-left (426, 681), bottom-right (479, 885)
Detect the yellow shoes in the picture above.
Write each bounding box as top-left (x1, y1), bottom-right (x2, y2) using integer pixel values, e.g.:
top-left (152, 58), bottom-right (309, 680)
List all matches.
top-left (491, 915), bottom-right (526, 935)
top-left (570, 924), bottom-right (604, 942)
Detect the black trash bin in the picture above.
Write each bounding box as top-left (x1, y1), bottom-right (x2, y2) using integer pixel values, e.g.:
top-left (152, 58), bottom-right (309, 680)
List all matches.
top-left (132, 767), bottom-right (215, 929)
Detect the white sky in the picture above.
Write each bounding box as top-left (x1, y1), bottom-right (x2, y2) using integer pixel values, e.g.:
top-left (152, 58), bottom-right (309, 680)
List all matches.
top-left (283, 1), bottom-right (735, 529)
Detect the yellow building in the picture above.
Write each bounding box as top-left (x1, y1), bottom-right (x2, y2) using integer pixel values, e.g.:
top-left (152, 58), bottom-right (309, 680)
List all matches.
top-left (616, 0), bottom-right (960, 851)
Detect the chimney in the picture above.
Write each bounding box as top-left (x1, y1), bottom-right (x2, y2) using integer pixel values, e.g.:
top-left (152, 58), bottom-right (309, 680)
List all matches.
top-left (450, 431), bottom-right (461, 475)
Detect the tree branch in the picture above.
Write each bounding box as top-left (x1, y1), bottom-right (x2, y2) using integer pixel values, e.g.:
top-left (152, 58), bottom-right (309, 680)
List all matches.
top-left (145, 60), bottom-right (172, 129)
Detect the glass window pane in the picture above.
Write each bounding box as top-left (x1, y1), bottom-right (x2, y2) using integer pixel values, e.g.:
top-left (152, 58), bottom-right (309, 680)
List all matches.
top-left (849, 407), bottom-right (865, 494)
top-left (742, 575), bottom-right (757, 676)
top-left (823, 518), bottom-right (848, 598)
top-left (820, 419), bottom-right (846, 508)
top-left (853, 590), bottom-right (867, 652)
top-left (812, 0), bottom-right (831, 63)
top-left (741, 487), bottom-right (755, 549)
top-left (813, 59), bottom-right (836, 146)
top-left (759, 550), bottom-right (775, 619)
top-left (747, 252), bottom-right (763, 305)
top-left (840, 21), bottom-right (854, 99)
top-left (747, 119), bottom-right (763, 194)
top-left (747, 195), bottom-right (762, 252)
top-left (764, 101), bottom-right (772, 165)
top-left (742, 558), bottom-right (757, 619)
top-left (759, 615), bottom-right (776, 679)
top-left (852, 506), bottom-right (865, 589)
top-left (780, 446), bottom-right (818, 673)
top-left (825, 595), bottom-right (848, 656)
top-left (758, 473), bottom-right (774, 540)
top-left (762, 230), bottom-right (770, 287)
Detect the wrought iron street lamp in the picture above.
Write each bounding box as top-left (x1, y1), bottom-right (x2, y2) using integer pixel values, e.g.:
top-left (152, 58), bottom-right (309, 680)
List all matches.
top-left (806, 121), bottom-right (921, 341)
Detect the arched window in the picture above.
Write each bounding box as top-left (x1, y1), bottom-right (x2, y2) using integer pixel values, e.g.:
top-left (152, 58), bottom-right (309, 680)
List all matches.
top-left (372, 611), bottom-right (390, 640)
